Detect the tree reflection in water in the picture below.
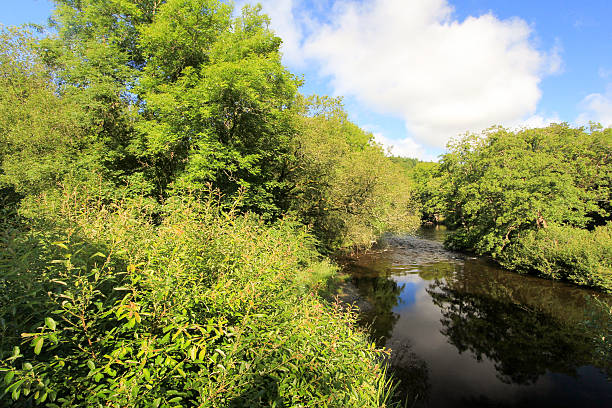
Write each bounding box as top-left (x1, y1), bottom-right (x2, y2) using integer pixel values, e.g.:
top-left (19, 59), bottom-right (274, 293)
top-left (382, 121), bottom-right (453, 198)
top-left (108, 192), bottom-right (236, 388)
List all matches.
top-left (350, 273), bottom-right (403, 346)
top-left (385, 339), bottom-right (431, 406)
top-left (350, 266), bottom-right (432, 405)
top-left (344, 234), bottom-right (612, 406)
top-left (427, 261), bottom-right (610, 385)
top-left (428, 280), bottom-right (592, 384)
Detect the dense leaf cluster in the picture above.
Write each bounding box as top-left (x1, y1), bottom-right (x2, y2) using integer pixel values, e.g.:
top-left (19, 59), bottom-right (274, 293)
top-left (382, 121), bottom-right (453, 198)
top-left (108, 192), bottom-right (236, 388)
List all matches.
top-left (415, 124), bottom-right (612, 290)
top-left (0, 191), bottom-right (394, 407)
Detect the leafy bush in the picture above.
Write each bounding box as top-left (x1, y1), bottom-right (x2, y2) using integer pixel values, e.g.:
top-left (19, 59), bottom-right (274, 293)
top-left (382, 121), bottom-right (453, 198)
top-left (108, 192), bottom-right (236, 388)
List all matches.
top-left (430, 124), bottom-right (612, 289)
top-left (0, 189), bottom-right (394, 407)
top-left (499, 223), bottom-right (612, 291)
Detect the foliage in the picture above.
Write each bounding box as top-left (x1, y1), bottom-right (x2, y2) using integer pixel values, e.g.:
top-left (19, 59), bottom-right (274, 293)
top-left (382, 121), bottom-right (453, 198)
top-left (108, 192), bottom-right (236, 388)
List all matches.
top-left (2, 1), bottom-right (418, 246)
top-left (0, 27), bottom-right (103, 199)
top-left (136, 2), bottom-right (300, 217)
top-left (0, 189), bottom-right (394, 407)
top-left (0, 2), bottom-right (423, 405)
top-left (388, 157), bottom-right (419, 171)
top-left (406, 161), bottom-right (444, 223)
top-left (499, 222), bottom-right (612, 289)
top-left (289, 96), bottom-right (420, 250)
top-left (41, 0), bottom-right (147, 191)
top-left (431, 124), bottom-right (612, 290)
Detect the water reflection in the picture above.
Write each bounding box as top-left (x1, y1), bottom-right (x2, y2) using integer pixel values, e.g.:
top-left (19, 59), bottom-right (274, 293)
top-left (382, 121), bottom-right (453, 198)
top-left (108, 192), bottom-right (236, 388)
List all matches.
top-left (428, 277), bottom-right (593, 385)
top-left (350, 272), bottom-right (403, 344)
top-left (344, 228), bottom-right (612, 407)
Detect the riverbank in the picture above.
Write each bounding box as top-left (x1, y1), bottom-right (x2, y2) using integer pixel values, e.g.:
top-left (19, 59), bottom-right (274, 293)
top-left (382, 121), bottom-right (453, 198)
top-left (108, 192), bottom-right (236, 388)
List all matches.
top-left (0, 192), bottom-right (398, 407)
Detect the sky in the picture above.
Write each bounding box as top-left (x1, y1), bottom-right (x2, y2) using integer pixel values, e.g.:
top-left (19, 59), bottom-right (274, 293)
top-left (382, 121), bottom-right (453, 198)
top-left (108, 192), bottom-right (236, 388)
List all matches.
top-left (2, 0), bottom-right (612, 161)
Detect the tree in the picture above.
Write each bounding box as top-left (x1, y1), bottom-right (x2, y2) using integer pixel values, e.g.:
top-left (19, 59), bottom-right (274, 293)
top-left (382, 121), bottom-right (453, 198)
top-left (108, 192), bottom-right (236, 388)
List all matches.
top-left (288, 96), bottom-right (419, 250)
top-left (0, 27), bottom-right (98, 200)
top-left (439, 125), bottom-right (609, 255)
top-left (135, 2), bottom-right (299, 217)
top-left (429, 124), bottom-right (612, 289)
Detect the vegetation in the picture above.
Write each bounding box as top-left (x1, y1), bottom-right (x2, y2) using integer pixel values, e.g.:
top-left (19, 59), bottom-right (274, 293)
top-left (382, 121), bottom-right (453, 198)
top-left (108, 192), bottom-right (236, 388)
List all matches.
top-left (3, 0), bottom-right (608, 405)
top-left (289, 96), bottom-right (419, 250)
top-left (0, 0), bottom-right (419, 406)
top-left (413, 124), bottom-right (612, 291)
top-left (1, 190), bottom-right (396, 407)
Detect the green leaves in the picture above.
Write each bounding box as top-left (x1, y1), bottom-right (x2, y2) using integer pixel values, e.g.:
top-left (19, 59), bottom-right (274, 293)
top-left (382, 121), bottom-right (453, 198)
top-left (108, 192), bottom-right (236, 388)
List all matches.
top-left (288, 96), bottom-right (419, 250)
top-left (33, 337), bottom-right (44, 355)
top-left (0, 2), bottom-right (410, 406)
top-left (45, 317), bottom-right (57, 331)
top-left (136, 1), bottom-right (299, 216)
top-left (430, 124), bottom-right (612, 289)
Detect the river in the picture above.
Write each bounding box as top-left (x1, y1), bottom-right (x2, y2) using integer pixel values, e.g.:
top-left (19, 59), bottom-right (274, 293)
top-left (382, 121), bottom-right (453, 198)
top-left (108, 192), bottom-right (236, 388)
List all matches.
top-left (343, 226), bottom-right (611, 408)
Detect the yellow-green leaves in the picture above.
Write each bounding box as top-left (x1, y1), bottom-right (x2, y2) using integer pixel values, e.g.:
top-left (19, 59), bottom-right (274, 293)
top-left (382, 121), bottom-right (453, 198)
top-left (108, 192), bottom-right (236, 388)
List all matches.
top-left (4, 371), bottom-right (14, 385)
top-left (289, 96), bottom-right (419, 250)
top-left (33, 337), bottom-right (43, 355)
top-left (45, 317), bottom-right (56, 331)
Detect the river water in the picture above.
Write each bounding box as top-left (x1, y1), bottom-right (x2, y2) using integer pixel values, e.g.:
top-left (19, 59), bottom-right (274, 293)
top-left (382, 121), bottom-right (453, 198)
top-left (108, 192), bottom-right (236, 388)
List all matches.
top-left (343, 226), bottom-right (611, 408)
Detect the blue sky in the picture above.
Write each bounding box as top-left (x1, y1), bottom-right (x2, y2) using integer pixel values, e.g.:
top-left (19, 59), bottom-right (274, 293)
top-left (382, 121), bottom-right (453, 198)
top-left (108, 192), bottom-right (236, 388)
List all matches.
top-left (3, 0), bottom-right (612, 160)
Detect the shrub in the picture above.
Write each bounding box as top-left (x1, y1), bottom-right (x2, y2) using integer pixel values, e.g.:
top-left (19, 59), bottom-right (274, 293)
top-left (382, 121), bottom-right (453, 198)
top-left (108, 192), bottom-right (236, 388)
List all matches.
top-left (0, 189), bottom-right (394, 407)
top-left (499, 223), bottom-right (612, 291)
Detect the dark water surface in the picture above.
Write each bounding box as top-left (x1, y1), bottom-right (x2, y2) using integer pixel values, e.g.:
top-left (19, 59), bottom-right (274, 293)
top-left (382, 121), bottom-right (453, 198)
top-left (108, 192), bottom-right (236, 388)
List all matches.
top-left (344, 226), bottom-right (612, 408)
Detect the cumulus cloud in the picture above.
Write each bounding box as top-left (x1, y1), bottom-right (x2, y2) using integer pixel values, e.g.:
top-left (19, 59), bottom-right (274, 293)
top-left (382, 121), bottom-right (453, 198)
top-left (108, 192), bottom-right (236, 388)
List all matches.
top-left (576, 85), bottom-right (612, 127)
top-left (510, 113), bottom-right (562, 129)
top-left (251, 0), bottom-right (561, 151)
top-left (371, 132), bottom-right (439, 162)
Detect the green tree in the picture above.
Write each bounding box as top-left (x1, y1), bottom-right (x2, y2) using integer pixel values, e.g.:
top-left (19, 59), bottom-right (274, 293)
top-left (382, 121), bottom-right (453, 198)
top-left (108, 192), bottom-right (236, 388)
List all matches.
top-left (289, 96), bottom-right (419, 250)
top-left (407, 161), bottom-right (444, 223)
top-left (431, 124), bottom-right (612, 289)
top-left (135, 2), bottom-right (299, 217)
top-left (0, 27), bottom-right (101, 201)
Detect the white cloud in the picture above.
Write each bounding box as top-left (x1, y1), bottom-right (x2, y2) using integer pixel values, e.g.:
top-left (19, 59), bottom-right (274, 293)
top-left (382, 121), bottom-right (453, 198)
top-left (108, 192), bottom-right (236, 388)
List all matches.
top-left (576, 85), bottom-right (612, 127)
top-left (372, 132), bottom-right (438, 162)
top-left (598, 67), bottom-right (612, 79)
top-left (510, 113), bottom-right (562, 129)
top-left (253, 0), bottom-right (561, 149)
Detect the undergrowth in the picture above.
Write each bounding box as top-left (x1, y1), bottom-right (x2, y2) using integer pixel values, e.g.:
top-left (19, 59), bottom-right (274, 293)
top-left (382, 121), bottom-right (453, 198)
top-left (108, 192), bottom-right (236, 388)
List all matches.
top-left (0, 188), bottom-right (397, 407)
top-left (499, 223), bottom-right (612, 292)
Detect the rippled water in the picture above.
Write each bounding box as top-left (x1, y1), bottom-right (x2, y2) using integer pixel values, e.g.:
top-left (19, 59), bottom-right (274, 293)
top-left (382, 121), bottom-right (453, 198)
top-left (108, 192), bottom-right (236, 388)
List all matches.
top-left (344, 226), bottom-right (612, 408)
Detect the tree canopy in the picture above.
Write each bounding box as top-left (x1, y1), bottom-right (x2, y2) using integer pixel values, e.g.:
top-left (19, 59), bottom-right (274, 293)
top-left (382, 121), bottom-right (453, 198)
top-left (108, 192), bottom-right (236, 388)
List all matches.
top-left (419, 124), bottom-right (612, 290)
